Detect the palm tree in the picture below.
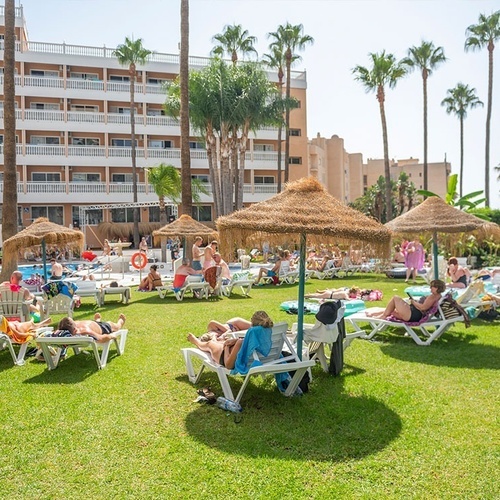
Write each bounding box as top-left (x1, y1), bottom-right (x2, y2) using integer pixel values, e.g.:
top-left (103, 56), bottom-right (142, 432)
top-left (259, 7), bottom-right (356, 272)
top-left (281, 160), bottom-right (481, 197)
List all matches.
top-left (441, 83), bottom-right (483, 197)
top-left (0, 0), bottom-right (18, 282)
top-left (268, 23), bottom-right (313, 182)
top-left (352, 51), bottom-right (406, 221)
top-left (180, 0), bottom-right (192, 218)
top-left (402, 41), bottom-right (447, 191)
top-left (263, 40), bottom-right (286, 192)
top-left (465, 10), bottom-right (500, 207)
top-left (211, 24), bottom-right (257, 65)
top-left (113, 37), bottom-right (152, 248)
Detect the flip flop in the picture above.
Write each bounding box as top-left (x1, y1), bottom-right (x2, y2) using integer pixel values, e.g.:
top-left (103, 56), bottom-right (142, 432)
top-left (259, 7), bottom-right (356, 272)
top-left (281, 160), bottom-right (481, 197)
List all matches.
top-left (197, 387), bottom-right (216, 404)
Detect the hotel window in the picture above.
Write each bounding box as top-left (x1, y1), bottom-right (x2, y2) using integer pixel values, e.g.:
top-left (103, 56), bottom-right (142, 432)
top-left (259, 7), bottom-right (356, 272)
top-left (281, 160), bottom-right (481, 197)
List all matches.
top-left (111, 207), bottom-right (134, 223)
top-left (147, 78), bottom-right (168, 85)
top-left (69, 72), bottom-right (99, 80)
top-left (148, 140), bottom-right (172, 149)
top-left (30, 136), bottom-right (60, 145)
top-left (289, 157), bottom-right (302, 165)
top-left (189, 141), bottom-right (205, 150)
top-left (147, 108), bottom-right (165, 116)
top-left (30, 69), bottom-right (59, 78)
top-left (111, 138), bottom-right (136, 147)
top-left (71, 104), bottom-right (98, 112)
top-left (30, 102), bottom-right (60, 110)
top-left (254, 144), bottom-right (274, 151)
top-left (419, 173), bottom-right (422, 177)
top-left (0, 134), bottom-right (19, 144)
top-left (192, 205), bottom-right (212, 222)
top-left (31, 172), bottom-right (61, 182)
top-left (73, 206), bottom-right (103, 226)
top-left (109, 75), bottom-right (130, 82)
top-left (112, 173), bottom-right (134, 183)
top-left (254, 176), bottom-right (275, 184)
top-left (31, 206), bottom-right (64, 225)
top-left (72, 173), bottom-right (100, 183)
top-left (72, 137), bottom-right (100, 146)
top-left (363, 175), bottom-right (367, 185)
top-left (109, 106), bottom-right (133, 114)
top-left (289, 129), bottom-right (301, 136)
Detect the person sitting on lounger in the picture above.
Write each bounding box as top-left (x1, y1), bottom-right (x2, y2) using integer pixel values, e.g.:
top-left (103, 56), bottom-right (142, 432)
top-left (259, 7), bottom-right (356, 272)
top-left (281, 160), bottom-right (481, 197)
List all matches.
top-left (0, 316), bottom-right (52, 343)
top-left (172, 259), bottom-right (202, 290)
top-left (2, 271), bottom-right (40, 313)
top-left (366, 279), bottom-right (446, 321)
top-left (138, 264), bottom-right (163, 292)
top-left (446, 257), bottom-right (471, 289)
top-left (56, 313), bottom-right (126, 343)
top-left (254, 252), bottom-right (283, 285)
top-left (187, 310), bottom-right (273, 369)
top-left (212, 253), bottom-right (231, 284)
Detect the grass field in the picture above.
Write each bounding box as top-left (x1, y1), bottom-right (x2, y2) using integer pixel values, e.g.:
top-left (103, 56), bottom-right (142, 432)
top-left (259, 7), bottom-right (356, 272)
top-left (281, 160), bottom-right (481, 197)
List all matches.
top-left (1, 274), bottom-right (498, 498)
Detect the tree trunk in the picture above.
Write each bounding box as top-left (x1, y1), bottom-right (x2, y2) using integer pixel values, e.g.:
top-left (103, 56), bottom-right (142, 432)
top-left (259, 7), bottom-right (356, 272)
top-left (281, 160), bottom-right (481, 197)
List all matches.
top-left (277, 77), bottom-right (284, 192)
top-left (180, 0), bottom-right (193, 215)
top-left (378, 85), bottom-right (393, 221)
top-left (205, 128), bottom-right (221, 218)
top-left (230, 132), bottom-right (238, 210)
top-left (220, 131), bottom-right (232, 215)
top-left (237, 125), bottom-right (249, 210)
top-left (0, 0), bottom-right (18, 282)
top-left (422, 70), bottom-right (428, 191)
top-left (484, 42), bottom-right (494, 207)
top-left (129, 65), bottom-right (140, 248)
top-left (459, 116), bottom-right (464, 199)
top-left (159, 195), bottom-right (167, 262)
top-left (284, 54), bottom-right (292, 182)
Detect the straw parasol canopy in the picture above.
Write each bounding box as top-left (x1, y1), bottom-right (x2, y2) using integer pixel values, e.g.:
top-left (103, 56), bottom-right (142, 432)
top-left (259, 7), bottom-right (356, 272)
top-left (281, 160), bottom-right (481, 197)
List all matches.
top-left (98, 222), bottom-right (162, 241)
top-left (216, 177), bottom-right (392, 358)
top-left (152, 214), bottom-right (218, 241)
top-left (385, 196), bottom-right (500, 279)
top-left (3, 217), bottom-right (84, 280)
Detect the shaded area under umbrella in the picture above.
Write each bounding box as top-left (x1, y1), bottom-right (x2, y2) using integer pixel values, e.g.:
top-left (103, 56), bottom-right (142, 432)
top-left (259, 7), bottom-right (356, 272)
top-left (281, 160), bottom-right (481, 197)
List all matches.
top-left (385, 196), bottom-right (500, 280)
top-left (152, 214), bottom-right (218, 262)
top-left (3, 217), bottom-right (84, 281)
top-left (216, 177), bottom-right (392, 359)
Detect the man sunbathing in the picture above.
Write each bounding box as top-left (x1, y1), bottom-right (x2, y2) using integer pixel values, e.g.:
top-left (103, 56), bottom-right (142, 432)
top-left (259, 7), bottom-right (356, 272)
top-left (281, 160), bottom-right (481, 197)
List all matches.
top-left (305, 287), bottom-right (354, 300)
top-left (0, 316), bottom-right (52, 343)
top-left (56, 313), bottom-right (126, 342)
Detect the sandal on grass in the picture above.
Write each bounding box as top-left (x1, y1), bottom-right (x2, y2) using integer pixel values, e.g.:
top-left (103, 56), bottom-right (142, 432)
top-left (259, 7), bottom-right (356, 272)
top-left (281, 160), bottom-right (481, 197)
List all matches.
top-left (197, 387), bottom-right (216, 404)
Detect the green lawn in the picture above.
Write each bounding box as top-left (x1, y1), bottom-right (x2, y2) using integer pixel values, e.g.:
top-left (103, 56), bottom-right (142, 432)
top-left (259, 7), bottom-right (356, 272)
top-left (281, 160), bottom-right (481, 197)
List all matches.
top-left (1, 275), bottom-right (498, 498)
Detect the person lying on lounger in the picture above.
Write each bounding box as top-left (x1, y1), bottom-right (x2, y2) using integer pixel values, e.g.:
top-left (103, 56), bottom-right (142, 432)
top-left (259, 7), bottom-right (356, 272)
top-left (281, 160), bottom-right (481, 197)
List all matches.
top-left (187, 311), bottom-right (273, 369)
top-left (305, 287), bottom-right (356, 300)
top-left (199, 317), bottom-right (252, 341)
top-left (55, 313), bottom-right (126, 343)
top-left (366, 279), bottom-right (446, 321)
top-left (0, 316), bottom-right (52, 343)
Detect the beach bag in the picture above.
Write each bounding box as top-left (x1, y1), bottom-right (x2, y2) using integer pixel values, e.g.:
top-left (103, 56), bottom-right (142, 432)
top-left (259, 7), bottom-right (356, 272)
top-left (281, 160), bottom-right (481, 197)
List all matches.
top-left (439, 295), bottom-right (471, 327)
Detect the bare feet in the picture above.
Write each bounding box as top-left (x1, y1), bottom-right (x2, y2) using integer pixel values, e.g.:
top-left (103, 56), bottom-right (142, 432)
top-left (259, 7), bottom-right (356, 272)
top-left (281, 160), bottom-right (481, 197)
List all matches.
top-left (118, 313), bottom-right (126, 324)
top-left (187, 333), bottom-right (198, 346)
top-left (94, 313), bottom-right (102, 321)
top-left (38, 317), bottom-right (52, 328)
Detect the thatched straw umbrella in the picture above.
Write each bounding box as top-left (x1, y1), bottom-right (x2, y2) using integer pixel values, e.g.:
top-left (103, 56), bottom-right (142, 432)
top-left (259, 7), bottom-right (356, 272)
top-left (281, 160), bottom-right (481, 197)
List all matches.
top-left (216, 177), bottom-right (392, 357)
top-left (152, 214), bottom-right (218, 262)
top-left (3, 217), bottom-right (84, 281)
top-left (385, 196), bottom-right (500, 280)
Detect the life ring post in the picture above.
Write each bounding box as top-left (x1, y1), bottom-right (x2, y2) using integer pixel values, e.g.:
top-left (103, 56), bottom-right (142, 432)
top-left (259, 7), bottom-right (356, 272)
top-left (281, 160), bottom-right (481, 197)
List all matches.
top-left (131, 252), bottom-right (148, 270)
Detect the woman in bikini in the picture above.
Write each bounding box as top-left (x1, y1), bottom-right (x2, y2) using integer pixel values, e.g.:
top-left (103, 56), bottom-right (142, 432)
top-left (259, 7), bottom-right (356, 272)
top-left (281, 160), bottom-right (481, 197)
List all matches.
top-left (138, 265), bottom-right (163, 292)
top-left (366, 279), bottom-right (446, 321)
top-left (187, 311), bottom-right (273, 369)
top-left (446, 257), bottom-right (470, 289)
top-left (201, 317), bottom-right (252, 341)
top-left (305, 287), bottom-right (354, 300)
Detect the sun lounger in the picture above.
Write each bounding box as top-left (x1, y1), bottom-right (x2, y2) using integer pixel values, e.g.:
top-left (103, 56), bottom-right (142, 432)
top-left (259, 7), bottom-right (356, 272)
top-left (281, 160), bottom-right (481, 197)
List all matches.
top-left (157, 276), bottom-right (210, 300)
top-left (345, 296), bottom-right (466, 346)
top-left (36, 329), bottom-right (128, 370)
top-left (182, 322), bottom-right (315, 403)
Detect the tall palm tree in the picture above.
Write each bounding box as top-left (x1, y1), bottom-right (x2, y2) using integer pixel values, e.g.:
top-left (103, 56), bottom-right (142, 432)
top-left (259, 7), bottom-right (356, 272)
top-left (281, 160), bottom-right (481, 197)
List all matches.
top-left (0, 0), bottom-right (18, 282)
top-left (353, 51), bottom-right (406, 221)
top-left (402, 41), bottom-right (447, 191)
top-left (263, 40), bottom-right (286, 192)
top-left (180, 0), bottom-right (192, 218)
top-left (211, 24), bottom-right (257, 65)
top-left (465, 10), bottom-right (500, 207)
top-left (268, 23), bottom-right (313, 182)
top-left (441, 83), bottom-right (483, 197)
top-left (113, 37), bottom-right (152, 248)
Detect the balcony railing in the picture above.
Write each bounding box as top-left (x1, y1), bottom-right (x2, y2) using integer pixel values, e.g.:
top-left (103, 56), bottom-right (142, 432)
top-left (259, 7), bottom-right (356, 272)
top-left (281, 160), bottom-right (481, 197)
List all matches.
top-left (5, 145), bottom-right (282, 163)
top-left (4, 181), bottom-right (277, 196)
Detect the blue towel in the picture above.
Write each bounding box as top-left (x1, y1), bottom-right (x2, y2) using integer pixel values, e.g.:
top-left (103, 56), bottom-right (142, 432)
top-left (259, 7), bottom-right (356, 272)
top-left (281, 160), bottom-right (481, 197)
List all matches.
top-left (42, 281), bottom-right (78, 300)
top-left (231, 326), bottom-right (272, 375)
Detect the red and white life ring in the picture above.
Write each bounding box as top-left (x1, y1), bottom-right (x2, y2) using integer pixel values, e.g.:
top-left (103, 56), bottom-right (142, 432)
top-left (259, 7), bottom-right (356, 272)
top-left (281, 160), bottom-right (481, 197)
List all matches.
top-left (131, 252), bottom-right (148, 270)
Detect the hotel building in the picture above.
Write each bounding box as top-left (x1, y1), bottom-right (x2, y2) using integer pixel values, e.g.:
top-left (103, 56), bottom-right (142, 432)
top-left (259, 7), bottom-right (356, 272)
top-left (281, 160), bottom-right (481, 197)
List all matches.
top-left (0, 5), bottom-right (309, 248)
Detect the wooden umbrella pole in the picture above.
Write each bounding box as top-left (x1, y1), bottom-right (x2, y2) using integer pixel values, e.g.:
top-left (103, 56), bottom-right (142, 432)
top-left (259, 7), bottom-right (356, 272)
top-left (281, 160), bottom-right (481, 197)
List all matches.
top-left (296, 233), bottom-right (307, 361)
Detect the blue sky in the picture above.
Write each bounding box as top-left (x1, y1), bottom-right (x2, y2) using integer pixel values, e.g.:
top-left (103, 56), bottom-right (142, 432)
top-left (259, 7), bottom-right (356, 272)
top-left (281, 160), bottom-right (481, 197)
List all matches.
top-left (19, 0), bottom-right (500, 208)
